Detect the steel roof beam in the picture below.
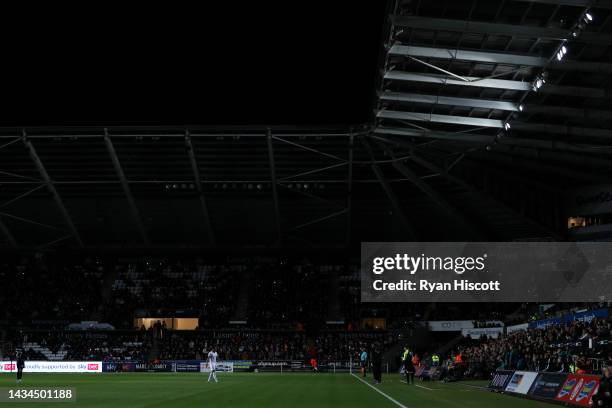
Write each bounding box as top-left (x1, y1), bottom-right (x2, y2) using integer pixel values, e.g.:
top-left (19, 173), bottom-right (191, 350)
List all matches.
top-left (384, 70), bottom-right (607, 97)
top-left (23, 136), bottom-right (83, 247)
top-left (373, 127), bottom-right (612, 155)
top-left (384, 70), bottom-right (532, 91)
top-left (375, 126), bottom-right (495, 144)
top-left (345, 132), bottom-right (354, 247)
top-left (468, 150), bottom-right (609, 182)
top-left (539, 84), bottom-right (611, 98)
top-left (377, 109), bottom-right (505, 128)
top-left (0, 178), bottom-right (464, 185)
top-left (391, 15), bottom-right (612, 45)
top-left (288, 209), bottom-right (348, 232)
top-left (379, 91), bottom-right (520, 111)
top-left (380, 91), bottom-right (612, 119)
top-left (0, 218), bottom-right (17, 248)
top-left (487, 143), bottom-right (612, 169)
top-left (521, 104), bottom-right (612, 119)
top-left (551, 60), bottom-right (612, 74)
top-left (362, 138), bottom-right (417, 241)
top-left (395, 146), bottom-right (562, 240)
top-left (384, 148), bottom-right (486, 240)
top-left (185, 131), bottom-right (215, 245)
top-left (509, 0), bottom-right (612, 10)
top-left (389, 44), bottom-right (548, 67)
top-left (104, 131), bottom-right (149, 245)
top-left (267, 129), bottom-right (282, 246)
top-left (512, 121), bottom-right (612, 138)
top-left (389, 44), bottom-right (612, 74)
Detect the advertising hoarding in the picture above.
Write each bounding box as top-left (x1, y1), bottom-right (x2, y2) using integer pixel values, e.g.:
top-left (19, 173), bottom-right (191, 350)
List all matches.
top-left (529, 373), bottom-right (567, 399)
top-left (0, 361), bottom-right (102, 373)
top-left (505, 371), bottom-right (538, 394)
top-left (555, 374), bottom-right (600, 407)
top-left (489, 370), bottom-right (515, 391)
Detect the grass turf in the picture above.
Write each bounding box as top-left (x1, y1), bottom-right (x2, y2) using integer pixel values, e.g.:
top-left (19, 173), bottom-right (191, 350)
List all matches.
top-left (0, 372), bottom-right (555, 408)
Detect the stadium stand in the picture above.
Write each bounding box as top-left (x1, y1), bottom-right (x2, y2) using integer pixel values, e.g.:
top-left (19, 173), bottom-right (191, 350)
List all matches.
top-left (2, 253), bottom-right (610, 377)
top-left (0, 255), bottom-right (104, 323)
top-left (456, 315), bottom-right (612, 376)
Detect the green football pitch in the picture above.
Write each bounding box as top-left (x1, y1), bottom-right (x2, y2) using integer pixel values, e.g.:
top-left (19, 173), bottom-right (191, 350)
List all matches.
top-left (0, 372), bottom-right (555, 408)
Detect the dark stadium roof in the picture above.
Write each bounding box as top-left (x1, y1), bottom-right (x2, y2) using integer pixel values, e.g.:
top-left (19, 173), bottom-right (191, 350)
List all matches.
top-left (375, 0), bottom-right (612, 146)
top-left (1, 0), bottom-right (611, 250)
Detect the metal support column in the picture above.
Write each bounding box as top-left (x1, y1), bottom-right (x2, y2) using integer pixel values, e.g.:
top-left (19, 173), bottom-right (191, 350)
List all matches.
top-left (104, 130), bottom-right (149, 245)
top-left (267, 128), bottom-right (282, 245)
top-left (185, 131), bottom-right (215, 245)
top-left (23, 133), bottom-right (83, 247)
top-left (346, 131), bottom-right (355, 247)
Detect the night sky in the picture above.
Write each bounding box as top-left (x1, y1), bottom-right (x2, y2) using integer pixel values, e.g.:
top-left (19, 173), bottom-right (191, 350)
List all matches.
top-left (1, 2), bottom-right (387, 127)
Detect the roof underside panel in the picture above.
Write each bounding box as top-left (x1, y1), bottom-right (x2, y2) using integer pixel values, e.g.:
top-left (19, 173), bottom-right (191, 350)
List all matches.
top-left (376, 0), bottom-right (612, 146)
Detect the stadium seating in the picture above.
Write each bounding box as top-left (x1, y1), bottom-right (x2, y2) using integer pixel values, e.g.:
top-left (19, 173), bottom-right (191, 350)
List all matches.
top-left (2, 254), bottom-right (610, 379)
top-left (450, 313), bottom-right (612, 380)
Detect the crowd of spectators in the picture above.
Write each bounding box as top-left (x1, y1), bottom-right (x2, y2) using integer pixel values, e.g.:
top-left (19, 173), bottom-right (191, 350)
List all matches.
top-left (454, 316), bottom-right (612, 379)
top-left (8, 331), bottom-right (152, 362)
top-left (157, 331), bottom-right (394, 362)
top-left (0, 255), bottom-right (103, 324)
top-left (4, 330), bottom-right (392, 364)
top-left (6, 254), bottom-right (612, 378)
top-left (248, 261), bottom-right (329, 329)
top-left (0, 254), bottom-right (536, 334)
top-left (64, 333), bottom-right (151, 362)
top-left (109, 259), bottom-right (239, 328)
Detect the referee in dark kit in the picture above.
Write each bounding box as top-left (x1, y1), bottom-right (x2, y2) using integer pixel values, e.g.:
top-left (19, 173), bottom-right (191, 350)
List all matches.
top-left (16, 351), bottom-right (25, 384)
top-left (371, 344), bottom-right (382, 384)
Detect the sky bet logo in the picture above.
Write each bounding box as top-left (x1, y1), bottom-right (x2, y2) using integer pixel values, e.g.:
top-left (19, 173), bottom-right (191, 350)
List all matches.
top-left (87, 363), bottom-right (99, 371)
top-left (558, 378), bottom-right (577, 398)
top-left (372, 253), bottom-right (487, 275)
top-left (575, 380), bottom-right (597, 402)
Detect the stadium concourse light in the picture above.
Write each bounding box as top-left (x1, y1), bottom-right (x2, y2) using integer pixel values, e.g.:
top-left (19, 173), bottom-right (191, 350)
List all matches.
top-left (557, 45), bottom-right (568, 61)
top-left (532, 70), bottom-right (548, 91)
top-left (533, 78), bottom-right (544, 91)
top-left (518, 104), bottom-right (524, 112)
top-left (585, 12), bottom-right (593, 22)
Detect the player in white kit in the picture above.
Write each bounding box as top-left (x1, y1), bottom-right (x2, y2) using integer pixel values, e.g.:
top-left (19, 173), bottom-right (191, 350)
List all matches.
top-left (207, 349), bottom-right (219, 383)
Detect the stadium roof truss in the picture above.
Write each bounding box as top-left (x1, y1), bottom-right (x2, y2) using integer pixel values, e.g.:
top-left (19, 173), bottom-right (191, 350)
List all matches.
top-left (0, 127), bottom-right (376, 249)
top-left (368, 0), bottom-right (612, 238)
top-left (375, 0), bottom-right (612, 143)
top-left (1, 0), bottom-right (612, 250)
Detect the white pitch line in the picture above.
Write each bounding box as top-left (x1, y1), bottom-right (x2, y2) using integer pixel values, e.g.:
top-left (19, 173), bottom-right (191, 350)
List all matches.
top-left (399, 380), bottom-right (436, 390)
top-left (350, 373), bottom-right (409, 408)
top-left (455, 382), bottom-right (488, 390)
